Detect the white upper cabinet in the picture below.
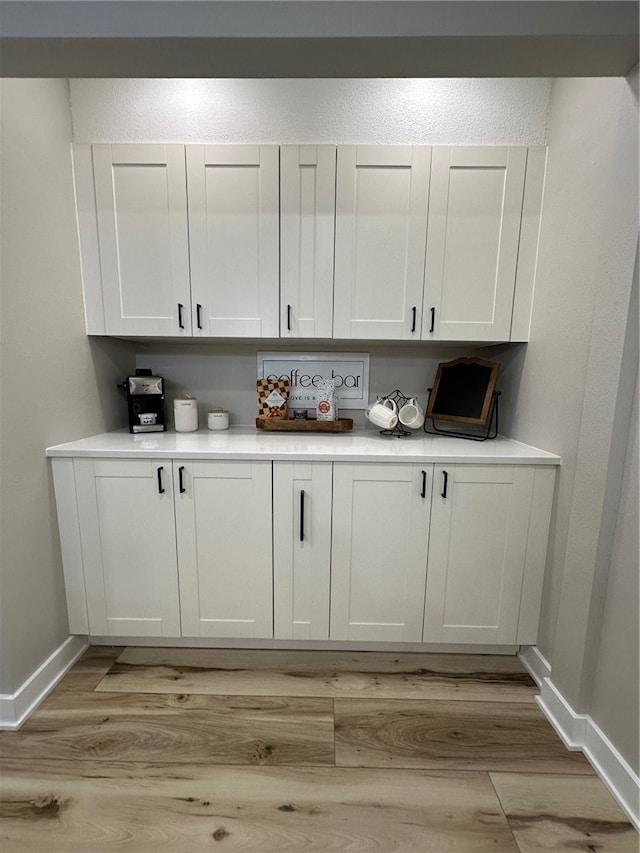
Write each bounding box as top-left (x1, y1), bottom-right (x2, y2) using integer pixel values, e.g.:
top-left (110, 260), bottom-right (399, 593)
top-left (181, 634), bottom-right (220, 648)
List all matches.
top-left (333, 146), bottom-right (431, 340)
top-left (422, 146), bottom-right (527, 341)
top-left (186, 145), bottom-right (279, 338)
top-left (90, 144), bottom-right (192, 336)
top-left (280, 145), bottom-right (336, 339)
top-left (75, 142), bottom-right (543, 342)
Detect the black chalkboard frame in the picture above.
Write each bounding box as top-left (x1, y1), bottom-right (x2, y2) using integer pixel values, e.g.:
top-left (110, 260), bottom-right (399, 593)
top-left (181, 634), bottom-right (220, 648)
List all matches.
top-left (426, 357), bottom-right (500, 426)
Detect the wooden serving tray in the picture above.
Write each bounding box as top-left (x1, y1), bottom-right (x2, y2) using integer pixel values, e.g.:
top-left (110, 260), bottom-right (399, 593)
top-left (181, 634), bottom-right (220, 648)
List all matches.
top-left (256, 417), bottom-right (354, 432)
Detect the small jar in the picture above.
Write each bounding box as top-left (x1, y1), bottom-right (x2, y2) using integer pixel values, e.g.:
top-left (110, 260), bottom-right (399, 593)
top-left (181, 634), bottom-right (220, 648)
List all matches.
top-left (208, 408), bottom-right (229, 430)
top-left (174, 396), bottom-right (198, 432)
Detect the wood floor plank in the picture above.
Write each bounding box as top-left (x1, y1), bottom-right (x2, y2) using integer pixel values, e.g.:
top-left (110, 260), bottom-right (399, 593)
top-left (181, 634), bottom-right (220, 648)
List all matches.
top-left (54, 646), bottom-right (124, 693)
top-left (95, 647), bottom-right (537, 702)
top-left (0, 694), bottom-right (334, 767)
top-left (490, 772), bottom-right (638, 851)
top-left (0, 760), bottom-right (519, 852)
top-left (334, 698), bottom-right (595, 774)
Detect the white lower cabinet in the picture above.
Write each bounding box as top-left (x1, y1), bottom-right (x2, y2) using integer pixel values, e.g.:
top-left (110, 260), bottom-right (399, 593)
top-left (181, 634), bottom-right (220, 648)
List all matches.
top-left (73, 458), bottom-right (181, 637)
top-left (175, 460), bottom-right (273, 638)
top-left (423, 464), bottom-right (553, 644)
top-left (273, 462), bottom-right (333, 639)
top-left (53, 455), bottom-right (555, 647)
top-left (330, 463), bottom-right (432, 642)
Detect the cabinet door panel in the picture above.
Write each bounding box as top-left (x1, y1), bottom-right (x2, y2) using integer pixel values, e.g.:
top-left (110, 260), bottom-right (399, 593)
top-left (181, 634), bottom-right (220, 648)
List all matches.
top-left (422, 146), bottom-right (526, 341)
top-left (424, 465), bottom-right (534, 644)
top-left (273, 462), bottom-right (332, 639)
top-left (74, 458), bottom-right (180, 637)
top-left (187, 145), bottom-right (279, 337)
top-left (93, 144), bottom-right (191, 336)
top-left (334, 146), bottom-right (430, 340)
top-left (331, 464), bottom-right (432, 642)
top-left (281, 146), bottom-right (336, 338)
top-left (176, 461), bottom-right (273, 638)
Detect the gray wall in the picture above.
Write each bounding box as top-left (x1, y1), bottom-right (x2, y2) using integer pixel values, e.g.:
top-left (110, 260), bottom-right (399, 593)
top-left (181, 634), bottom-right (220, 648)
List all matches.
top-left (0, 79), bottom-right (135, 695)
top-left (590, 371), bottom-right (639, 770)
top-left (497, 70), bottom-right (638, 770)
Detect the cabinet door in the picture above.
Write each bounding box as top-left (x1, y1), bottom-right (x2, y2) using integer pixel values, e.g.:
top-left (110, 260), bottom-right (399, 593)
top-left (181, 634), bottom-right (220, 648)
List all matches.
top-left (334, 146), bottom-right (431, 340)
top-left (92, 144), bottom-right (192, 336)
top-left (187, 145), bottom-right (279, 337)
top-left (273, 462), bottom-right (333, 640)
top-left (280, 145), bottom-right (336, 338)
top-left (74, 458), bottom-right (180, 637)
top-left (424, 465), bottom-right (534, 644)
top-left (422, 147), bottom-right (527, 341)
top-left (175, 460), bottom-right (273, 638)
top-left (331, 463), bottom-right (432, 642)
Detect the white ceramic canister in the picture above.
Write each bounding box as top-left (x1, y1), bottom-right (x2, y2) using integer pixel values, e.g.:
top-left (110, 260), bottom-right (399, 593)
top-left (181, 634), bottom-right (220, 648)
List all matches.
top-left (174, 395), bottom-right (198, 432)
top-left (208, 408), bottom-right (229, 430)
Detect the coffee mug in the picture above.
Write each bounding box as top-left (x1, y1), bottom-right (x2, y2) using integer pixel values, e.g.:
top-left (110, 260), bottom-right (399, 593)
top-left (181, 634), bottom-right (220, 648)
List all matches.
top-left (366, 398), bottom-right (398, 430)
top-left (399, 397), bottom-right (425, 430)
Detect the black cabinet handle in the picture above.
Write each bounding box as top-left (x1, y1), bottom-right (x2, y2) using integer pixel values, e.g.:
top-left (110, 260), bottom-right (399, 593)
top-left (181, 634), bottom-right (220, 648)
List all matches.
top-left (300, 490), bottom-right (305, 542)
top-left (157, 466), bottom-right (165, 494)
top-left (429, 306), bottom-right (435, 333)
top-left (441, 470), bottom-right (449, 499)
top-left (420, 470), bottom-right (427, 499)
top-left (177, 303), bottom-right (184, 329)
top-left (287, 304), bottom-right (292, 331)
top-left (196, 304), bottom-right (203, 330)
top-left (178, 466), bottom-right (186, 494)
top-left (411, 306), bottom-right (417, 333)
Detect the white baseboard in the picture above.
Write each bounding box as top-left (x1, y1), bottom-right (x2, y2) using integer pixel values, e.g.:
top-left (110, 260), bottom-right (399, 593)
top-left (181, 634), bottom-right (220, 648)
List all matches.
top-left (583, 715), bottom-right (640, 833)
top-left (0, 635), bottom-right (89, 730)
top-left (518, 644), bottom-right (551, 687)
top-left (522, 650), bottom-right (640, 833)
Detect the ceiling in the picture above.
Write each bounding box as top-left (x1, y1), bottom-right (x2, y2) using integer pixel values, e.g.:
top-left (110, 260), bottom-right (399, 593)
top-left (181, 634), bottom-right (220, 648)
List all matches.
top-left (0, 1), bottom-right (638, 78)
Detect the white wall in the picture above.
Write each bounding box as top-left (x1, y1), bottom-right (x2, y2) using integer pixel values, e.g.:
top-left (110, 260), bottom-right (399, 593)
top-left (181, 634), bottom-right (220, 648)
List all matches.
top-left (590, 369), bottom-right (639, 773)
top-left (69, 78), bottom-right (551, 144)
top-left (135, 342), bottom-right (482, 428)
top-left (0, 79), bottom-right (136, 695)
top-left (497, 71), bottom-right (638, 769)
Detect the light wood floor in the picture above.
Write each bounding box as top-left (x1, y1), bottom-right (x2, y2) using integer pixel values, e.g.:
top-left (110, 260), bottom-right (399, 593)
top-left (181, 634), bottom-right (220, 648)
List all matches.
top-left (0, 646), bottom-right (636, 852)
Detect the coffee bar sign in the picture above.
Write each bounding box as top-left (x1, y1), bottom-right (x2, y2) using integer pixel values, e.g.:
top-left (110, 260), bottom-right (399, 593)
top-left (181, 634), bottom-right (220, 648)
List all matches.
top-left (257, 352), bottom-right (370, 410)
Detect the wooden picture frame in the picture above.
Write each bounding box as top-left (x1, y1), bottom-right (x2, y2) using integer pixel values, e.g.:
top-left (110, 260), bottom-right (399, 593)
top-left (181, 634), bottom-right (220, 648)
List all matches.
top-left (426, 357), bottom-right (500, 426)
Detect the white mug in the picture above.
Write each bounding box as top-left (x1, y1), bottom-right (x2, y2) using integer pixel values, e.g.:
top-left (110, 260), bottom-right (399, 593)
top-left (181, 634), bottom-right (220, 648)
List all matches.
top-left (366, 398), bottom-right (398, 430)
top-left (399, 397), bottom-right (425, 429)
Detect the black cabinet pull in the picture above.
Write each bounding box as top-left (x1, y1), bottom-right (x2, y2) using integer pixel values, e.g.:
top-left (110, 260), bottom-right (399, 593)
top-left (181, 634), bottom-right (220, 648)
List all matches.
top-left (411, 306), bottom-right (417, 333)
top-left (429, 306), bottom-right (435, 333)
top-left (300, 490), bottom-right (305, 542)
top-left (441, 470), bottom-right (449, 499)
top-left (420, 470), bottom-right (427, 499)
top-left (157, 466), bottom-right (165, 494)
top-left (178, 466), bottom-right (186, 494)
top-left (287, 304), bottom-right (292, 331)
top-left (177, 303), bottom-right (184, 329)
top-left (196, 303), bottom-right (203, 330)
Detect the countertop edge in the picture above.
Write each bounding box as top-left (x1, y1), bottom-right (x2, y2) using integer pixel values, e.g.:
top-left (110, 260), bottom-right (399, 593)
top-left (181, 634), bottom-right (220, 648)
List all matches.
top-left (45, 429), bottom-right (562, 465)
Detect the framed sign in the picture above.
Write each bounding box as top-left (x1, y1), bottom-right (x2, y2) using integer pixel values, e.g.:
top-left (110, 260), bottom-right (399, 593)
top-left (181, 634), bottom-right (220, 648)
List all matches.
top-left (426, 357), bottom-right (500, 425)
top-left (257, 352), bottom-right (370, 410)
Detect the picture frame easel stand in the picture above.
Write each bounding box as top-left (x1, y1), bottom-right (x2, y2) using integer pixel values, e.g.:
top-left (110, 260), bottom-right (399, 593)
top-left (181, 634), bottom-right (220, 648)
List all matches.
top-left (423, 389), bottom-right (501, 442)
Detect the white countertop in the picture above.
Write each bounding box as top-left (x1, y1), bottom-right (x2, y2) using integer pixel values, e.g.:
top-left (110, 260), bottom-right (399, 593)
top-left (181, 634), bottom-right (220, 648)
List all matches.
top-left (46, 428), bottom-right (561, 465)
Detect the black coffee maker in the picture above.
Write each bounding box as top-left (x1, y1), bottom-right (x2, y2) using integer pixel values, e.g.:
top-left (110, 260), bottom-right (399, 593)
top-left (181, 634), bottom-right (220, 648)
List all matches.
top-left (118, 369), bottom-right (167, 433)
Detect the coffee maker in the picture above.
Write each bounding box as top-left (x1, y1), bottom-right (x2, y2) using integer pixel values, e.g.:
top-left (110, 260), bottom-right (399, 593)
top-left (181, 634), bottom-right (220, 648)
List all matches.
top-left (118, 369), bottom-right (167, 433)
